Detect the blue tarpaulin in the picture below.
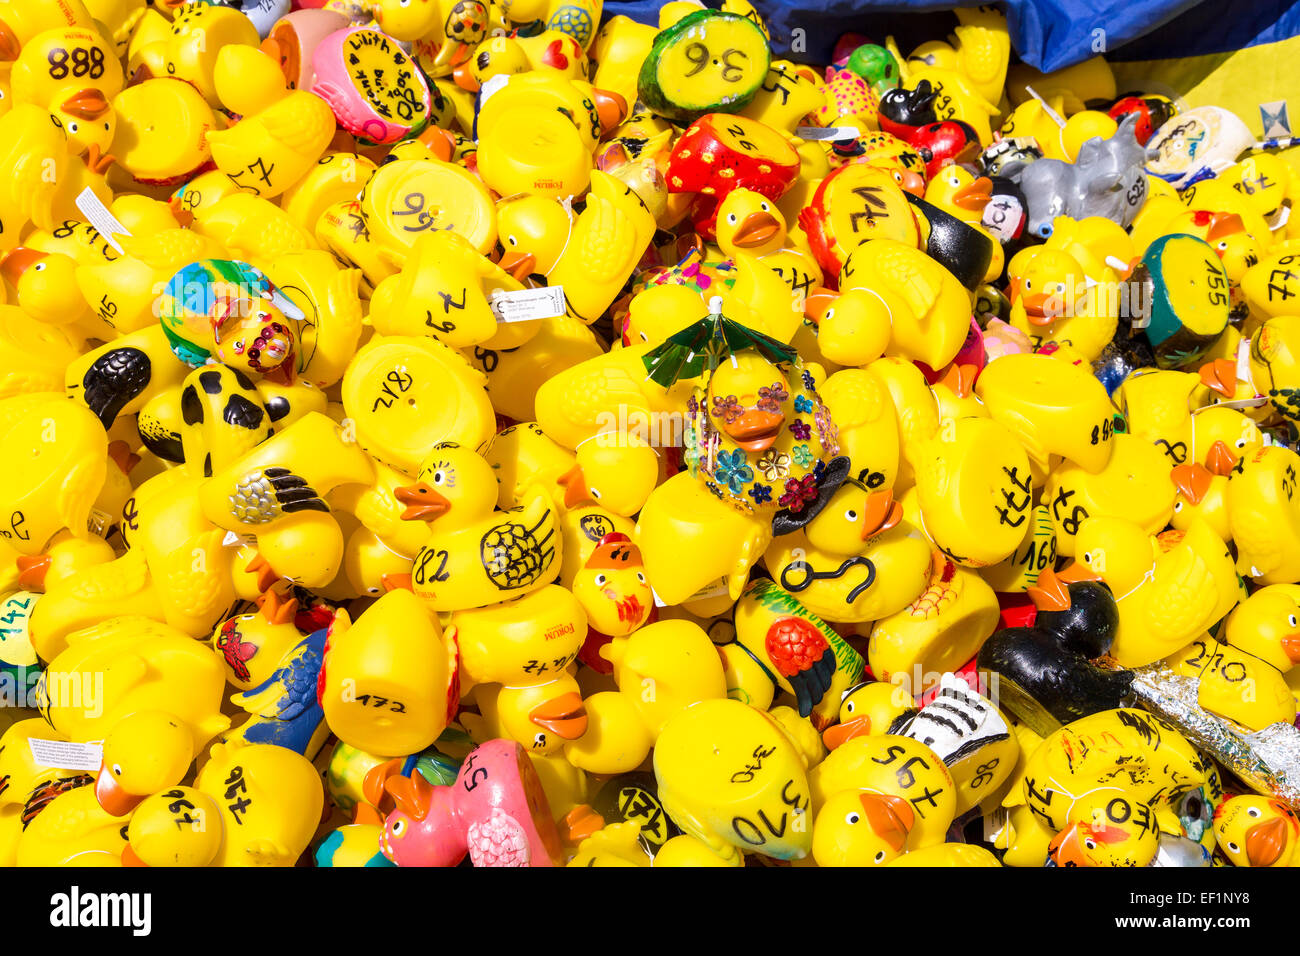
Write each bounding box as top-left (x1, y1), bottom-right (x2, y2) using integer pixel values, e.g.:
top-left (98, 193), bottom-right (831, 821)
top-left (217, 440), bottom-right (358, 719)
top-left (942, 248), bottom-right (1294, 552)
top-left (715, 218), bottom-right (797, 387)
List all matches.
top-left (602, 0), bottom-right (1300, 72)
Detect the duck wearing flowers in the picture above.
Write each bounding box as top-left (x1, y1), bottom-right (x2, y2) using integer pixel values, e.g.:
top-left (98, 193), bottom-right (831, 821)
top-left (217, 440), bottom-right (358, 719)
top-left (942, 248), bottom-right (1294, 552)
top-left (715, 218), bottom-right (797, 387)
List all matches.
top-left (648, 298), bottom-right (841, 522)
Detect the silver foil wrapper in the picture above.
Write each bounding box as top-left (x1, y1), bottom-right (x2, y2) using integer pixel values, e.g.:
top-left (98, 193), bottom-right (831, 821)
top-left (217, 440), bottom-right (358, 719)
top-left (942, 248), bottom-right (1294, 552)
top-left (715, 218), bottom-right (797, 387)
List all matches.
top-left (1124, 661), bottom-right (1300, 808)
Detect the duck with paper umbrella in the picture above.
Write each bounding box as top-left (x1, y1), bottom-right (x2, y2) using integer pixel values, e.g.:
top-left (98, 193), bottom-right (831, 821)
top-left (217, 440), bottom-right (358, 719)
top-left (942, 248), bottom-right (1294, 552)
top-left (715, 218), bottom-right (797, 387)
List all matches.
top-left (644, 297), bottom-right (843, 521)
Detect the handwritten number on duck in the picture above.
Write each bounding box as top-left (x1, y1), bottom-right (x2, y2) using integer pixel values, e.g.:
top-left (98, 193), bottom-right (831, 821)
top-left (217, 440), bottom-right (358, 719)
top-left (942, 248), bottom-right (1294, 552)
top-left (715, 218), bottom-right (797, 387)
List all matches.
top-left (849, 186), bottom-right (888, 232)
top-left (371, 369), bottom-right (414, 411)
top-left (223, 766), bottom-right (252, 824)
top-left (413, 548), bottom-right (451, 587)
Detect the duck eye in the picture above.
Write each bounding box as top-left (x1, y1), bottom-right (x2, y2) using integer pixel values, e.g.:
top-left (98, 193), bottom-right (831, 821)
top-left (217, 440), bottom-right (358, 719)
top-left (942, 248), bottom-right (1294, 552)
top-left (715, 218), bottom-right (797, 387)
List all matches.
top-left (1289, 615), bottom-right (1297, 627)
top-left (844, 701), bottom-right (855, 713)
top-left (636, 571), bottom-right (646, 584)
top-left (113, 764), bottom-right (122, 776)
top-left (34, 262), bottom-right (46, 272)
top-left (104, 122), bottom-right (110, 130)
top-left (1236, 438), bottom-right (1247, 448)
top-left (844, 509), bottom-right (857, 521)
top-left (1085, 839), bottom-right (1096, 850)
top-left (873, 850), bottom-right (886, 863)
top-left (1174, 501), bottom-right (1183, 512)
top-left (760, 201), bottom-right (770, 211)
top-left (391, 820), bottom-right (405, 836)
top-left (727, 214), bottom-right (737, 224)
top-left (639, 331), bottom-right (647, 342)
top-left (367, 587), bottom-right (379, 594)
top-left (432, 470), bottom-right (445, 484)
top-left (1082, 551), bottom-right (1092, 563)
top-left (845, 812), bottom-right (860, 824)
top-left (1023, 280), bottom-right (1032, 290)
top-left (589, 488), bottom-right (601, 499)
top-left (594, 573), bottom-right (607, 586)
top-left (1248, 807), bottom-right (1261, 817)
top-left (68, 121), bottom-right (79, 133)
top-left (507, 235), bottom-right (518, 246)
top-left (824, 308), bottom-right (835, 320)
top-left (533, 733), bottom-right (547, 747)
top-left (1228, 841), bottom-right (1240, 853)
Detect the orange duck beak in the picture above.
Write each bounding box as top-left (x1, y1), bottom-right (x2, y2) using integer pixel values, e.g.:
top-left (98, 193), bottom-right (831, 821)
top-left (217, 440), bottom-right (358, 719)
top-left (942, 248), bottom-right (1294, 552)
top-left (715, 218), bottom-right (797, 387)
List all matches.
top-left (1198, 358), bottom-right (1237, 399)
top-left (16, 554), bottom-right (50, 591)
top-left (952, 176), bottom-right (992, 212)
top-left (722, 408), bottom-right (785, 453)
top-left (1246, 816), bottom-right (1288, 867)
top-left (938, 362), bottom-right (978, 398)
top-left (95, 764), bottom-right (144, 817)
top-left (822, 715), bottom-right (871, 750)
top-left (1027, 565), bottom-right (1071, 612)
top-left (61, 88), bottom-right (110, 121)
top-left (394, 482), bottom-right (451, 521)
top-left (0, 247), bottom-right (45, 286)
top-left (1171, 462), bottom-right (1214, 505)
top-left (592, 88), bottom-right (628, 135)
top-left (1206, 440), bottom-right (1240, 476)
top-left (1056, 560), bottom-right (1102, 584)
top-left (802, 287), bottom-right (837, 322)
top-left (529, 691), bottom-right (588, 740)
top-left (0, 22), bottom-right (19, 62)
top-left (860, 490), bottom-right (903, 539)
top-left (1047, 822), bottom-right (1088, 867)
top-left (121, 844), bottom-right (148, 867)
top-left (731, 211), bottom-right (781, 249)
top-left (557, 464), bottom-right (590, 508)
top-left (498, 250), bottom-right (537, 283)
top-left (859, 792), bottom-right (915, 852)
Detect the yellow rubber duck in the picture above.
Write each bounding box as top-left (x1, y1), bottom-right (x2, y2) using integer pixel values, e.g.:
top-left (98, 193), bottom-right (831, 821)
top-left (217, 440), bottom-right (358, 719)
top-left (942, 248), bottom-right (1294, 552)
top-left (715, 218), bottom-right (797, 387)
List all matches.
top-left (1240, 313), bottom-right (1300, 426)
top-left (0, 104), bottom-right (69, 251)
top-left (1115, 368), bottom-right (1205, 470)
top-left (655, 697), bottom-right (814, 864)
top-left (1170, 460), bottom-right (1233, 543)
top-left (817, 367), bottom-right (901, 490)
top-left (810, 733), bottom-right (955, 865)
top-left (469, 315), bottom-right (604, 423)
top-left (261, 250), bottom-right (365, 390)
top-left (0, 0), bottom-right (94, 60)
top-left (1190, 404), bottom-right (1264, 475)
top-left (368, 230), bottom-right (529, 351)
top-left (976, 352), bottom-right (1116, 480)
top-left (16, 783), bottom-right (125, 866)
top-left (197, 412), bottom-right (375, 589)
top-left (0, 392), bottom-right (107, 557)
top-left (566, 821), bottom-right (653, 867)
top-left (393, 442), bottom-right (560, 611)
top-left (93, 710), bottom-right (197, 816)
top-left (565, 619), bottom-right (728, 776)
top-left (913, 416), bottom-right (1035, 567)
top-left (1230, 443), bottom-right (1300, 584)
top-left (36, 615), bottom-right (230, 754)
top-left (319, 589), bottom-right (456, 758)
top-left (868, 553), bottom-right (1001, 681)
top-left (75, 227), bottom-right (223, 336)
top-left (205, 45), bottom-right (334, 200)
top-left (1, 248), bottom-right (96, 342)
top-left (559, 434), bottom-right (659, 518)
top-left (122, 786), bottom-right (225, 867)
top-left (763, 514), bottom-right (932, 625)
top-left (463, 672), bottom-right (588, 758)
top-left (1006, 245), bottom-right (1119, 361)
top-left (715, 187), bottom-right (824, 305)
top-left (1022, 709), bottom-right (1206, 867)
top-left (452, 583), bottom-right (586, 695)
top-left (191, 740), bottom-right (324, 866)
top-left (0, 717), bottom-right (81, 816)
top-left (905, 5), bottom-right (1009, 106)
top-left (1063, 517), bottom-right (1240, 668)
top-left (341, 335), bottom-right (495, 477)
top-left (132, 3), bottom-right (259, 105)
top-left (1166, 632), bottom-right (1296, 731)
top-left (108, 76), bottom-right (219, 188)
top-left (1213, 795), bottom-right (1300, 867)
top-left (728, 577), bottom-right (865, 730)
top-left (496, 170), bottom-right (656, 325)
top-left (635, 471), bottom-right (770, 611)
top-left (838, 239), bottom-right (972, 372)
top-left (280, 149), bottom-right (379, 235)
top-left (484, 421), bottom-right (579, 511)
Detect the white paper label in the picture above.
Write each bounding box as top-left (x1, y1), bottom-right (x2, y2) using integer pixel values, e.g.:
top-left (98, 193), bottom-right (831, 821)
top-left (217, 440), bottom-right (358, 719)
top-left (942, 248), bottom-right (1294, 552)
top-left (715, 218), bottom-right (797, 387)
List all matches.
top-left (221, 530), bottom-right (256, 548)
top-left (29, 738), bottom-right (103, 772)
top-left (796, 125), bottom-right (861, 141)
top-left (86, 509), bottom-right (113, 538)
top-left (490, 286), bottom-right (566, 322)
top-left (74, 188), bottom-right (131, 255)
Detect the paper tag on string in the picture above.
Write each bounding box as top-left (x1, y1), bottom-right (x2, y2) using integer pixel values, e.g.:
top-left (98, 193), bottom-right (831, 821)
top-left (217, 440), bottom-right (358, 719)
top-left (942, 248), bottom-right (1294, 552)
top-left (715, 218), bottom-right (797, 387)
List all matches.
top-left (29, 738), bottom-right (103, 772)
top-left (796, 125), bottom-right (860, 141)
top-left (490, 286), bottom-right (566, 322)
top-left (74, 188), bottom-right (131, 256)
top-left (1260, 100), bottom-right (1291, 139)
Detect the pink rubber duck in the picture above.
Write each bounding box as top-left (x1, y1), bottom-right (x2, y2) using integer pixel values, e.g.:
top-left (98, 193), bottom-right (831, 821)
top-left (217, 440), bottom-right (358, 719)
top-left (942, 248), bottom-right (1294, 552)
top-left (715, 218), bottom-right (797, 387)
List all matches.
top-left (379, 740), bottom-right (564, 867)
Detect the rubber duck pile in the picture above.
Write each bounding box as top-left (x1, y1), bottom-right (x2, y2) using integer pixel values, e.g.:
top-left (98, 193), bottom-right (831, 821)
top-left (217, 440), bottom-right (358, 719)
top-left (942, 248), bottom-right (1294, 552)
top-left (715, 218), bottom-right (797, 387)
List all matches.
top-left (3, 0), bottom-right (1300, 870)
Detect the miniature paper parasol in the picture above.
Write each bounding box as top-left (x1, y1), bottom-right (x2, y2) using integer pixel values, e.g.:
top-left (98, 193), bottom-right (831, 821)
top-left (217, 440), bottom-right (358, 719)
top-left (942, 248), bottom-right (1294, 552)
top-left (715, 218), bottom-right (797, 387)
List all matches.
top-left (640, 295), bottom-right (797, 388)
